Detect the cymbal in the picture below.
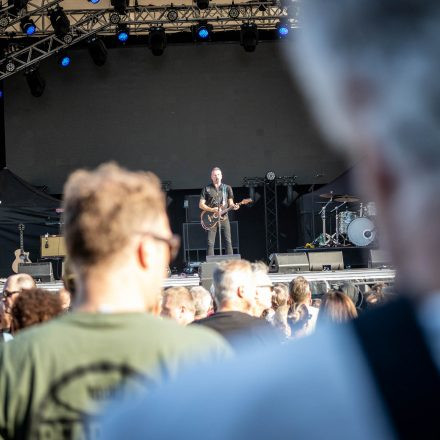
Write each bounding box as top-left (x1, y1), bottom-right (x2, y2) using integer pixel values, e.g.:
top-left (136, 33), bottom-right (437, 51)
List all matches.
top-left (334, 195), bottom-right (360, 203)
top-left (319, 193), bottom-right (340, 199)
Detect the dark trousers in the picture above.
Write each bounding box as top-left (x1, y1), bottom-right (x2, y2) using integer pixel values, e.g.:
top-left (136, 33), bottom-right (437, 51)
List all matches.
top-left (207, 217), bottom-right (233, 255)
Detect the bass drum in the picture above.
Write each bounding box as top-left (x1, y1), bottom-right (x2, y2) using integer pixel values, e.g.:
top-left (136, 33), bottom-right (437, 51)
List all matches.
top-left (347, 217), bottom-right (376, 247)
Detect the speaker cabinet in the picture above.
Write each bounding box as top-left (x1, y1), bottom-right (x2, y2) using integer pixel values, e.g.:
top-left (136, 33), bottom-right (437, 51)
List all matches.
top-left (206, 254), bottom-right (241, 263)
top-left (307, 251), bottom-right (344, 271)
top-left (18, 262), bottom-right (54, 282)
top-left (269, 253), bottom-right (309, 273)
top-left (41, 235), bottom-right (67, 257)
top-left (369, 249), bottom-right (392, 269)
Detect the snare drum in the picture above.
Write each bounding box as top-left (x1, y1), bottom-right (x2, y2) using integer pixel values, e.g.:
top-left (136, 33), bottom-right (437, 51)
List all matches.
top-left (338, 211), bottom-right (358, 235)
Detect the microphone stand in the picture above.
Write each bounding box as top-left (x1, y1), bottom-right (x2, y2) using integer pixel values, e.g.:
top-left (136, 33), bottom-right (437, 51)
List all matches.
top-left (217, 187), bottom-right (222, 256)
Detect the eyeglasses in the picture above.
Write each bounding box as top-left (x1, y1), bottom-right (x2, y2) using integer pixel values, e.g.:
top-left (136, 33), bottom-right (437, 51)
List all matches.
top-left (2, 290), bottom-right (21, 299)
top-left (136, 232), bottom-right (180, 262)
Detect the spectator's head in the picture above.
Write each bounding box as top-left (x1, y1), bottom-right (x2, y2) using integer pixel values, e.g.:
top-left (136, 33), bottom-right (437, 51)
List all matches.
top-left (293, 0), bottom-right (440, 294)
top-left (289, 276), bottom-right (311, 308)
top-left (161, 287), bottom-right (196, 325)
top-left (2, 274), bottom-right (36, 324)
top-left (310, 280), bottom-right (329, 296)
top-left (365, 283), bottom-right (387, 309)
top-left (339, 282), bottom-right (361, 308)
top-left (251, 262), bottom-right (273, 318)
top-left (272, 283), bottom-right (289, 310)
top-left (317, 290), bottom-right (358, 325)
top-left (190, 286), bottom-right (214, 320)
top-left (11, 288), bottom-right (63, 333)
top-left (213, 260), bottom-right (256, 314)
top-left (63, 162), bottom-right (178, 312)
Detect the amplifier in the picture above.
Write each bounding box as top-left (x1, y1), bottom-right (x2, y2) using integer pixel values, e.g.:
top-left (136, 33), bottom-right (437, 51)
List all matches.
top-left (41, 235), bottom-right (67, 257)
top-left (18, 262), bottom-right (54, 282)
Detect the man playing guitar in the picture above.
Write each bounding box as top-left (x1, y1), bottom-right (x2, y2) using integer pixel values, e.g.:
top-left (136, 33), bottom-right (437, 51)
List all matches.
top-left (199, 167), bottom-right (239, 256)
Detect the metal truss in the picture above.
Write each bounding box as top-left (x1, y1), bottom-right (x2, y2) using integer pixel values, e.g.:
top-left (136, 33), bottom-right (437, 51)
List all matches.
top-left (0, 0), bottom-right (62, 32)
top-left (0, 8), bottom-right (113, 80)
top-left (1, 2), bottom-right (296, 35)
top-left (0, 1), bottom-right (297, 80)
top-left (264, 178), bottom-right (279, 259)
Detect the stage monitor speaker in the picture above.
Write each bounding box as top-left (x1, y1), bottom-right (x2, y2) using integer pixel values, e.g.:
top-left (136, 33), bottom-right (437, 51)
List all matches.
top-left (369, 249), bottom-right (392, 269)
top-left (18, 262), bottom-right (54, 282)
top-left (206, 254), bottom-right (241, 263)
top-left (268, 253), bottom-right (309, 273)
top-left (307, 251), bottom-right (344, 271)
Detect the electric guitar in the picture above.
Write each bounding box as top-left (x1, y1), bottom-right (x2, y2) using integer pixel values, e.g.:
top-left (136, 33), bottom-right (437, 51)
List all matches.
top-left (201, 198), bottom-right (252, 230)
top-left (11, 224), bottom-right (31, 273)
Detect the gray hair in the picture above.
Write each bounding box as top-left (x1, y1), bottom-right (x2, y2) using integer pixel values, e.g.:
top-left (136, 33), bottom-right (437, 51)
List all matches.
top-left (251, 261), bottom-right (269, 276)
top-left (189, 286), bottom-right (213, 318)
top-left (292, 0), bottom-right (440, 176)
top-left (212, 260), bottom-right (254, 306)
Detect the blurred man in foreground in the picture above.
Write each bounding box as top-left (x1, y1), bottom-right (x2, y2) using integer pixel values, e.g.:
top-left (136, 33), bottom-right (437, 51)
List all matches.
top-left (100, 1), bottom-right (440, 439)
top-left (0, 163), bottom-right (230, 439)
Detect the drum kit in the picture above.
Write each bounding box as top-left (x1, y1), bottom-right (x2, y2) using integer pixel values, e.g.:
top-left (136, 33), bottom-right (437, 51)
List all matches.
top-left (313, 191), bottom-right (377, 247)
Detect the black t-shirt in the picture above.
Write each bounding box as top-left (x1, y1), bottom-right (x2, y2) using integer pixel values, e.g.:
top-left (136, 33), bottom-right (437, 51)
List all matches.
top-left (192, 311), bottom-right (281, 349)
top-left (200, 183), bottom-right (234, 209)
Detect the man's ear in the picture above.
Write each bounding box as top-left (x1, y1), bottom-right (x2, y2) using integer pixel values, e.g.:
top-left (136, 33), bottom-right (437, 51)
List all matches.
top-left (137, 238), bottom-right (151, 270)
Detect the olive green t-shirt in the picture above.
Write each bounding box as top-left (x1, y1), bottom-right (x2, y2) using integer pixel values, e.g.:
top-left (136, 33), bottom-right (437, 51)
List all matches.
top-left (0, 312), bottom-right (231, 439)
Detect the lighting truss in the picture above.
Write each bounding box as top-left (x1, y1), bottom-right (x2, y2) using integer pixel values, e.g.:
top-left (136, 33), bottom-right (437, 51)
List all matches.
top-left (2, 2), bottom-right (296, 36)
top-left (0, 8), bottom-right (113, 80)
top-left (0, 1), bottom-right (298, 80)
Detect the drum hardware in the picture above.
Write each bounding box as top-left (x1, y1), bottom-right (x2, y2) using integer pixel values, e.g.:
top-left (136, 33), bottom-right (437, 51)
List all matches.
top-left (319, 192), bottom-right (341, 199)
top-left (313, 192), bottom-right (335, 246)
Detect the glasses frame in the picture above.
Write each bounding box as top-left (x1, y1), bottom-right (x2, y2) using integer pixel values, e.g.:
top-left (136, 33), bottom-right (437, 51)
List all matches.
top-left (136, 232), bottom-right (180, 262)
top-left (2, 290), bottom-right (21, 299)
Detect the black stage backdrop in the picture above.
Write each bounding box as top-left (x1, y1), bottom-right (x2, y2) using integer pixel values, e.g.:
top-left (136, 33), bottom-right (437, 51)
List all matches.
top-left (4, 42), bottom-right (347, 192)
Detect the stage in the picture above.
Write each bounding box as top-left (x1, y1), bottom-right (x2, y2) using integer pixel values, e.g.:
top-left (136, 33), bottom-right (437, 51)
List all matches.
top-left (0, 268), bottom-right (395, 293)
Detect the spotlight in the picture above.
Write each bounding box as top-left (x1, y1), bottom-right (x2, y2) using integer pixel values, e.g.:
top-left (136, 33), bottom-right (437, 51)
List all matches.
top-left (111, 0), bottom-right (128, 15)
top-left (276, 19), bottom-right (290, 38)
top-left (240, 22), bottom-right (258, 52)
top-left (58, 53), bottom-right (71, 68)
top-left (148, 26), bottom-right (166, 56)
top-left (0, 15), bottom-right (9, 29)
top-left (49, 7), bottom-right (70, 38)
top-left (192, 21), bottom-right (212, 41)
top-left (88, 36), bottom-right (107, 66)
top-left (5, 59), bottom-right (16, 73)
top-left (25, 68), bottom-right (45, 97)
top-left (266, 171), bottom-right (276, 181)
top-left (228, 6), bottom-right (240, 19)
top-left (109, 12), bottom-right (121, 24)
top-left (20, 18), bottom-right (36, 36)
top-left (13, 0), bottom-right (28, 12)
top-left (166, 8), bottom-right (178, 22)
top-left (195, 0), bottom-right (209, 10)
top-left (116, 24), bottom-right (129, 43)
top-left (0, 90), bottom-right (3, 99)
top-left (88, 0), bottom-right (101, 3)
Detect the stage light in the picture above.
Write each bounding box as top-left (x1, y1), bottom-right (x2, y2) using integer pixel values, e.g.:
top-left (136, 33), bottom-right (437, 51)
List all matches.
top-left (192, 21), bottom-right (212, 41)
top-left (5, 59), bottom-right (16, 73)
top-left (276, 20), bottom-right (290, 38)
top-left (111, 0), bottom-right (128, 15)
top-left (20, 18), bottom-right (36, 35)
top-left (266, 171), bottom-right (276, 181)
top-left (13, 0), bottom-right (28, 11)
top-left (149, 27), bottom-right (166, 56)
top-left (228, 6), bottom-right (240, 19)
top-left (196, 0), bottom-right (210, 10)
top-left (88, 0), bottom-right (100, 3)
top-left (166, 8), bottom-right (178, 22)
top-left (25, 68), bottom-right (45, 97)
top-left (0, 15), bottom-right (9, 29)
top-left (240, 22), bottom-right (258, 52)
top-left (58, 53), bottom-right (71, 68)
top-left (109, 12), bottom-right (121, 24)
top-left (116, 24), bottom-right (129, 42)
top-left (49, 7), bottom-right (70, 39)
top-left (88, 36), bottom-right (107, 66)
top-left (0, 90), bottom-right (3, 99)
